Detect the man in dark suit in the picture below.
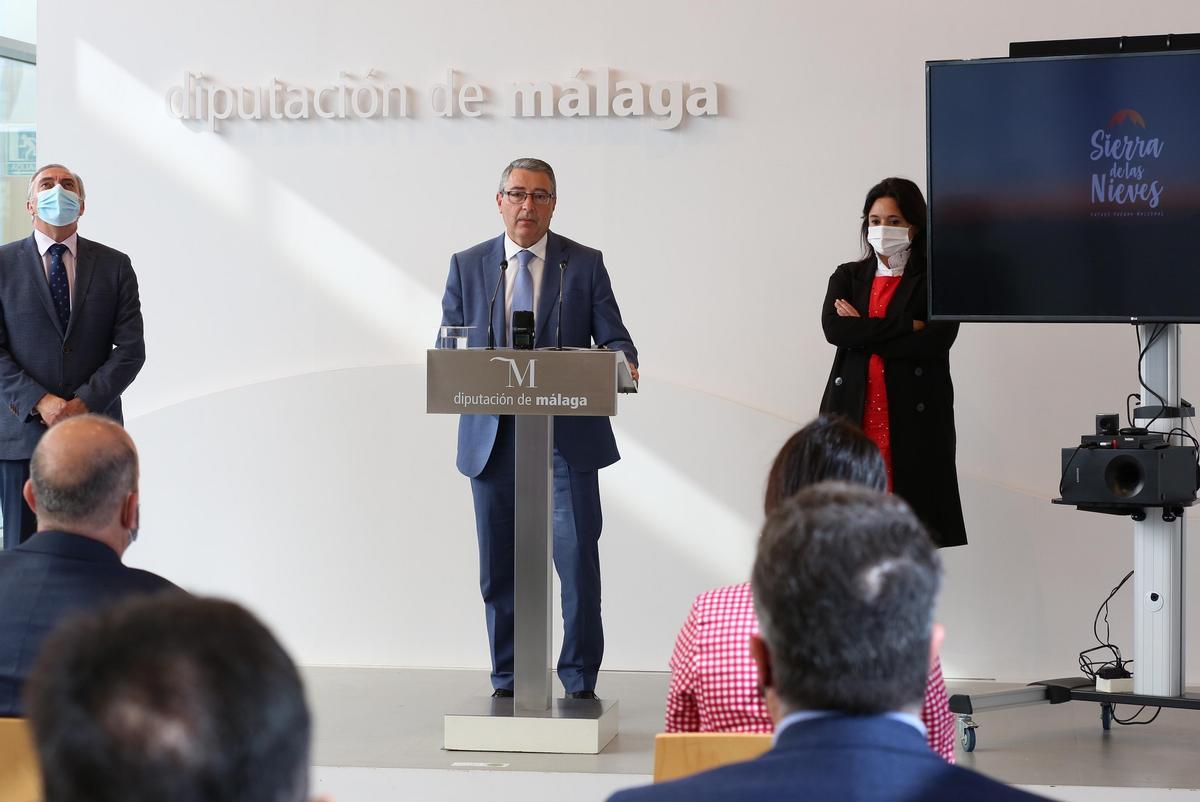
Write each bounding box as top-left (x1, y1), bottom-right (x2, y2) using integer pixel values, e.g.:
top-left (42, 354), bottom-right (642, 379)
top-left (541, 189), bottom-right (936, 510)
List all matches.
top-left (0, 414), bottom-right (175, 716)
top-left (0, 163), bottom-right (145, 548)
top-left (609, 484), bottom-right (1047, 802)
top-left (440, 158), bottom-right (638, 698)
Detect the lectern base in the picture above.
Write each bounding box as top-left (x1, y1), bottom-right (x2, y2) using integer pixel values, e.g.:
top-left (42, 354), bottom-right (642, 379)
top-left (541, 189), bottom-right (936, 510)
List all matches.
top-left (443, 697), bottom-right (619, 754)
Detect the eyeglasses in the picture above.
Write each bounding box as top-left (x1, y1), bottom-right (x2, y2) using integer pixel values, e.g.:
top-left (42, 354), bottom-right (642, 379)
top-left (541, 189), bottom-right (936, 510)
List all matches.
top-left (502, 190), bottom-right (555, 206)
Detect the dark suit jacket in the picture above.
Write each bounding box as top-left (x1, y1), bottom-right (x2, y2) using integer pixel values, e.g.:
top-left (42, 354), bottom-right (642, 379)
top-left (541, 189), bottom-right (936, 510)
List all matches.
top-left (819, 257), bottom-right (967, 548)
top-left (609, 715), bottom-right (1049, 802)
top-left (440, 231), bottom-right (638, 477)
top-left (0, 531), bottom-right (177, 716)
top-left (0, 234), bottom-right (146, 459)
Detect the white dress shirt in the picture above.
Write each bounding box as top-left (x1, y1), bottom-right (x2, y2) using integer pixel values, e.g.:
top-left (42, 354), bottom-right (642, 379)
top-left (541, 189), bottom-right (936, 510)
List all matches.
top-left (503, 233), bottom-right (548, 343)
top-left (33, 229), bottom-right (78, 306)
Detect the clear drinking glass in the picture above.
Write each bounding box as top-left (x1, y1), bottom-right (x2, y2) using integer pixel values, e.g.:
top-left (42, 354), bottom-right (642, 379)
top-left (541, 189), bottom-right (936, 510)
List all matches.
top-left (438, 325), bottom-right (473, 349)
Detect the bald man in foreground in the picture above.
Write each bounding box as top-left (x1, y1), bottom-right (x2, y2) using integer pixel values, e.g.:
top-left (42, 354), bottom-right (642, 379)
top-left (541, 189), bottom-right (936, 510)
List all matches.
top-left (0, 414), bottom-right (176, 716)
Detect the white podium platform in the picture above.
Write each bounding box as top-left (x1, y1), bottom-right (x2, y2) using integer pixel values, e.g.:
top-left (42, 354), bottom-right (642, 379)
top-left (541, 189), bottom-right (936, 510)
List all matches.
top-left (444, 697), bottom-right (619, 754)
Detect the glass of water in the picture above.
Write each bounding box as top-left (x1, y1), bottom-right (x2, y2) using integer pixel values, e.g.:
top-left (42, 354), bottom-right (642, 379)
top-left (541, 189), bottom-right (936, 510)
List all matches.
top-left (438, 325), bottom-right (473, 349)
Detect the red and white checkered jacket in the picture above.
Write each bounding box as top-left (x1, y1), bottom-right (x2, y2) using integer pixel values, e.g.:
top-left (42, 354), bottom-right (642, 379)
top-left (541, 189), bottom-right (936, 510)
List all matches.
top-left (664, 582), bottom-right (956, 763)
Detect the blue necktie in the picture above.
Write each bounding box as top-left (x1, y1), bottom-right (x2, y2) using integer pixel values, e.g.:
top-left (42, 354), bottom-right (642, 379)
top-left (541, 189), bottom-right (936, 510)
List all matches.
top-left (47, 243), bottom-right (71, 331)
top-left (512, 249), bottom-right (534, 327)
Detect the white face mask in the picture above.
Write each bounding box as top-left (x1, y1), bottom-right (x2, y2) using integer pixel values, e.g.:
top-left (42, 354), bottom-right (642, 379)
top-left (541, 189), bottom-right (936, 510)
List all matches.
top-left (867, 225), bottom-right (911, 257)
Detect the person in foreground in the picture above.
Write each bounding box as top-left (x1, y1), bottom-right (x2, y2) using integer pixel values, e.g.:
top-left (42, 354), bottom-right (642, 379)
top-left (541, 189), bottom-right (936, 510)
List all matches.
top-left (0, 414), bottom-right (176, 716)
top-left (25, 594), bottom-right (329, 802)
top-left (820, 177), bottom-right (965, 548)
top-left (612, 484), bottom-right (1048, 802)
top-left (440, 158), bottom-right (638, 698)
top-left (0, 163), bottom-right (146, 548)
top-left (664, 416), bottom-right (955, 762)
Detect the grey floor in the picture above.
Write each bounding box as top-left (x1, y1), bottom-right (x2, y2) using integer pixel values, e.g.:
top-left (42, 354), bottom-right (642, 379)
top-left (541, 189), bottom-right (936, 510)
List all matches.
top-left (306, 666), bottom-right (665, 775)
top-left (950, 680), bottom-right (1200, 788)
top-left (305, 666), bottom-right (1200, 788)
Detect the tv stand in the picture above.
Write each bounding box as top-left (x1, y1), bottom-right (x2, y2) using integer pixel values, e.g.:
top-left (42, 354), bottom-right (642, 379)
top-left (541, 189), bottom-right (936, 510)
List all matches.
top-left (952, 323), bottom-right (1193, 751)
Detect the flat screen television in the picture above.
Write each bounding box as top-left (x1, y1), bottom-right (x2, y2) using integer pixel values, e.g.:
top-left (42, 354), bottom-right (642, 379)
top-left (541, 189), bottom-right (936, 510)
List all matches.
top-left (926, 50), bottom-right (1200, 322)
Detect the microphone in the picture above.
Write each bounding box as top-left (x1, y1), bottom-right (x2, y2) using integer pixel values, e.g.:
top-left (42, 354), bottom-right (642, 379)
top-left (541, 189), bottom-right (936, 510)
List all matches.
top-left (512, 311), bottom-right (535, 350)
top-left (555, 257), bottom-right (568, 351)
top-left (486, 259), bottom-right (508, 350)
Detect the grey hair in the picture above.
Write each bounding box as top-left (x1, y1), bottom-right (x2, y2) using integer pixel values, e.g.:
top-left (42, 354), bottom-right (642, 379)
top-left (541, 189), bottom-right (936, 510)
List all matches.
top-left (751, 482), bottom-right (941, 714)
top-left (30, 419), bottom-right (136, 530)
top-left (28, 163), bottom-right (86, 201)
top-left (498, 158), bottom-right (556, 194)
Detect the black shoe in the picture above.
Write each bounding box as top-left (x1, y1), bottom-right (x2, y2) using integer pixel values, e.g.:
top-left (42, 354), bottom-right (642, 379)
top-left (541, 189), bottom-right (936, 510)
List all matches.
top-left (492, 688), bottom-right (513, 698)
top-left (567, 690), bottom-right (598, 700)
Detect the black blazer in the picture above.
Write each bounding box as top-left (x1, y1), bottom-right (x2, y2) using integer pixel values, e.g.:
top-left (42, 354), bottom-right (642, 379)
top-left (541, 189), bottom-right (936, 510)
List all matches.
top-left (0, 234), bottom-right (145, 460)
top-left (608, 715), bottom-right (1049, 802)
top-left (0, 531), bottom-right (177, 715)
top-left (819, 257), bottom-right (967, 548)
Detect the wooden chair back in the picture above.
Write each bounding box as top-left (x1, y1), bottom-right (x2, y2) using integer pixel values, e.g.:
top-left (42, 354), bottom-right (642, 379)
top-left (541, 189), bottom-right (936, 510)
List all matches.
top-left (0, 717), bottom-right (40, 802)
top-left (652, 732), bottom-right (773, 783)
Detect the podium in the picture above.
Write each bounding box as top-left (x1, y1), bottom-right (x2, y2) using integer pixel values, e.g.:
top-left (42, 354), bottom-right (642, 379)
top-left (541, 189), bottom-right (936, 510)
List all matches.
top-left (427, 347), bottom-right (636, 753)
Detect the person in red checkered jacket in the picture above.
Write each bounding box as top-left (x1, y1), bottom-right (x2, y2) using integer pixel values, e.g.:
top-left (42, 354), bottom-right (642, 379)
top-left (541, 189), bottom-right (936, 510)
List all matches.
top-left (663, 416), bottom-right (957, 762)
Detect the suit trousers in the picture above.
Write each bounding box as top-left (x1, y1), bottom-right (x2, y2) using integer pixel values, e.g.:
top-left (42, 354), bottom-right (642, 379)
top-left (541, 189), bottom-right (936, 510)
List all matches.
top-left (0, 460), bottom-right (36, 550)
top-left (469, 415), bottom-right (604, 694)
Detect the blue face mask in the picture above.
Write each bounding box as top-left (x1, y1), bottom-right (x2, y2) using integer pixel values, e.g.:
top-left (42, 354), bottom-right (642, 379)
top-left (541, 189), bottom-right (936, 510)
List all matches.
top-left (36, 185), bottom-right (82, 227)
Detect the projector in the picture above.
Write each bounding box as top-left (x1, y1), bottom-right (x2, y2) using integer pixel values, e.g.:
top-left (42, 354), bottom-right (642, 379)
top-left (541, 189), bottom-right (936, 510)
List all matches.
top-left (1056, 414), bottom-right (1200, 513)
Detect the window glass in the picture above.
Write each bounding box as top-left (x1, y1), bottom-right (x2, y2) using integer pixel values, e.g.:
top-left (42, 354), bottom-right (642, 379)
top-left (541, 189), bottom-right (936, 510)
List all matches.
top-left (0, 55), bottom-right (35, 244)
top-left (0, 0), bottom-right (37, 44)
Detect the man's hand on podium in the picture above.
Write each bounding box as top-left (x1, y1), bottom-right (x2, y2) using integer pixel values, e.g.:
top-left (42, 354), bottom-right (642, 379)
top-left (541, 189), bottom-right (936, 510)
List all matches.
top-left (630, 364), bottom-right (639, 382)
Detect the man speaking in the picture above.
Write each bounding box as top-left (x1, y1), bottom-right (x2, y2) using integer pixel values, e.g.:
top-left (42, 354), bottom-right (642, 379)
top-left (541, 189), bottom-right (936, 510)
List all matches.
top-left (0, 164), bottom-right (146, 548)
top-left (440, 158), bottom-right (638, 700)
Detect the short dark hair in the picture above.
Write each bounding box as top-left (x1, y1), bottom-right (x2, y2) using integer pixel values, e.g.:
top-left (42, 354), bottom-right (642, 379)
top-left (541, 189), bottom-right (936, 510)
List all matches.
top-left (30, 415), bottom-right (137, 529)
top-left (752, 483), bottom-right (941, 714)
top-left (499, 157), bottom-right (557, 194)
top-left (26, 595), bottom-right (311, 802)
top-left (763, 415), bottom-right (886, 515)
top-left (859, 177), bottom-right (927, 264)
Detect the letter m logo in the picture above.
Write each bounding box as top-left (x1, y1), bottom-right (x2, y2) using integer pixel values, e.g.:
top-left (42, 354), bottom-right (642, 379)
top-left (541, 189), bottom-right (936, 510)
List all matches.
top-left (491, 357), bottom-right (537, 388)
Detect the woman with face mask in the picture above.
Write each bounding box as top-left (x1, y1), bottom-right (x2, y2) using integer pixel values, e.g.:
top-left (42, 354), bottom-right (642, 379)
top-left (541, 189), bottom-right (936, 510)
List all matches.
top-left (820, 177), bottom-right (967, 548)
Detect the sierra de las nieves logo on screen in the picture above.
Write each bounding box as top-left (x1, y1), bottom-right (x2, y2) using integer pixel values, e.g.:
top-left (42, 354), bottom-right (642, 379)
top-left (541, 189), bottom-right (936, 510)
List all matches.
top-left (1090, 108), bottom-right (1164, 216)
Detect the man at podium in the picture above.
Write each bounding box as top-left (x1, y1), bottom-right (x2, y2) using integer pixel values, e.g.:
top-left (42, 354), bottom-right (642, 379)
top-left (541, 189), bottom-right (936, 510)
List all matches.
top-left (439, 158), bottom-right (638, 700)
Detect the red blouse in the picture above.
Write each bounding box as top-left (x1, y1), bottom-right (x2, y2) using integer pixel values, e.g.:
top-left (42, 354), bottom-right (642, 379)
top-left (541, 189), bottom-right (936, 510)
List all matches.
top-left (862, 274), bottom-right (903, 489)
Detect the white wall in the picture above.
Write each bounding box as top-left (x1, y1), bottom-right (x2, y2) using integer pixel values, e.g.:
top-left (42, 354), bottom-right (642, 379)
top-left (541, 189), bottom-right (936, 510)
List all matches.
top-left (36, 0), bottom-right (1200, 681)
